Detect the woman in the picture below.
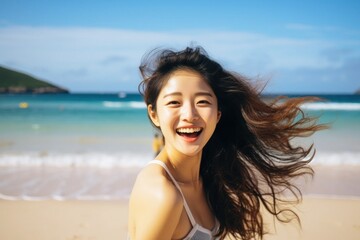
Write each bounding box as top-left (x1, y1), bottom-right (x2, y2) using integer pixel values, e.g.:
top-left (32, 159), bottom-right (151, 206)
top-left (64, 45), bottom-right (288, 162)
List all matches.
top-left (128, 46), bottom-right (326, 240)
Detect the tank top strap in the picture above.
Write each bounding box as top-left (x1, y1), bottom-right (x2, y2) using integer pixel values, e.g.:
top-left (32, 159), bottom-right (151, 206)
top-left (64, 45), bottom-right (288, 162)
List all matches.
top-left (147, 160), bottom-right (197, 226)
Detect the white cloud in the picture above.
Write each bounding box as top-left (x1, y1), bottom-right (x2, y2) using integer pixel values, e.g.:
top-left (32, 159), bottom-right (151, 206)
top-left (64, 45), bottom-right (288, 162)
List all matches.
top-left (0, 25), bottom-right (359, 93)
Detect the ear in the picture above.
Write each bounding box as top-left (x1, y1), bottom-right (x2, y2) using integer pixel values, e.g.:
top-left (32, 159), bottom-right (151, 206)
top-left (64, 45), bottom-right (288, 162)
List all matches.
top-left (148, 104), bottom-right (160, 127)
top-left (217, 111), bottom-right (222, 123)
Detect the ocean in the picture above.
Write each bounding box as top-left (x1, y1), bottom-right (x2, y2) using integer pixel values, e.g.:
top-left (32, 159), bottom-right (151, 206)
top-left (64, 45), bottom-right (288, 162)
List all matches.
top-left (0, 93), bottom-right (359, 200)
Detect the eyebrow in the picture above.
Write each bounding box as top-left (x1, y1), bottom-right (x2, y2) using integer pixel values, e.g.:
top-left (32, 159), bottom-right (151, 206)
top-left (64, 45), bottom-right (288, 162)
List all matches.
top-left (163, 91), bottom-right (214, 98)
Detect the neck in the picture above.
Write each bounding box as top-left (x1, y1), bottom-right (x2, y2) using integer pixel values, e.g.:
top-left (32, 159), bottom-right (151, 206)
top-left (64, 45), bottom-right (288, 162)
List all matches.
top-left (157, 148), bottom-right (202, 186)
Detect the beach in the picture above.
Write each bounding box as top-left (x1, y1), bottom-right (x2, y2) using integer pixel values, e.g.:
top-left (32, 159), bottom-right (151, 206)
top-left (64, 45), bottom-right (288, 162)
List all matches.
top-left (1, 93), bottom-right (359, 239)
top-left (1, 194), bottom-right (359, 240)
top-left (1, 166), bottom-right (359, 240)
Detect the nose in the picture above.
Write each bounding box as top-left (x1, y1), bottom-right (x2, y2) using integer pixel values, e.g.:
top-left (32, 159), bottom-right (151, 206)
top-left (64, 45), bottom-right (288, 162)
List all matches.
top-left (181, 102), bottom-right (199, 122)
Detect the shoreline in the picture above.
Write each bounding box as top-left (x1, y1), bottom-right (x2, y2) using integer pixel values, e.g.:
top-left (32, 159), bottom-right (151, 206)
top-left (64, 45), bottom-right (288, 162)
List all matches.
top-left (1, 162), bottom-right (360, 201)
top-left (0, 196), bottom-right (359, 240)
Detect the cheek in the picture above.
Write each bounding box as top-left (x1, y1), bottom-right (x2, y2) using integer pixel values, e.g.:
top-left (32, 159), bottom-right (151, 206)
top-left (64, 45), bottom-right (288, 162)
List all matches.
top-left (157, 109), bottom-right (178, 129)
top-left (206, 111), bottom-right (220, 133)
top-left (204, 109), bottom-right (219, 122)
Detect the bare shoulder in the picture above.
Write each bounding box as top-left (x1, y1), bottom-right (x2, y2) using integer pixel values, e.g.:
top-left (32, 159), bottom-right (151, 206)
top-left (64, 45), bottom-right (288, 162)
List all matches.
top-left (131, 163), bottom-right (182, 204)
top-left (128, 163), bottom-right (183, 239)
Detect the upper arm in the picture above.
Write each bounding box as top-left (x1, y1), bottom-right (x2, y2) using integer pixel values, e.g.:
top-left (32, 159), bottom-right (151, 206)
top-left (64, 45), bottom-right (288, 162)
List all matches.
top-left (128, 168), bottom-right (183, 240)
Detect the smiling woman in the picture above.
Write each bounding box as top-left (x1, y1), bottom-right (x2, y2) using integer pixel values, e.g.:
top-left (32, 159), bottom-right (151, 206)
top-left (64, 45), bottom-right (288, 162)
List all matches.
top-left (147, 69), bottom-right (221, 158)
top-left (128, 46), bottom-right (327, 240)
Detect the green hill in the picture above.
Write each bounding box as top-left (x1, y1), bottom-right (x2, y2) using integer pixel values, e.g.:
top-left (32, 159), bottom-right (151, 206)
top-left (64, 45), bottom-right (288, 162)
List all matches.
top-left (0, 66), bottom-right (69, 94)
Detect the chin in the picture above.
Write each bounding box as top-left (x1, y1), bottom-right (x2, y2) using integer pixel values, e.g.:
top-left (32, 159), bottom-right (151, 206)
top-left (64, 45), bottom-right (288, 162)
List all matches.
top-left (178, 146), bottom-right (203, 157)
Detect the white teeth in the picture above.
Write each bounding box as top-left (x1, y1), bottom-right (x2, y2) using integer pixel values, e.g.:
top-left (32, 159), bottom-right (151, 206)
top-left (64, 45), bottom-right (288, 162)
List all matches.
top-left (177, 128), bottom-right (202, 133)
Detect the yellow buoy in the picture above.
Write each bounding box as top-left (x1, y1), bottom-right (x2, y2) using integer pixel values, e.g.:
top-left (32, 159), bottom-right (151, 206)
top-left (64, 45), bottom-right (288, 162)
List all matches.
top-left (19, 102), bottom-right (29, 109)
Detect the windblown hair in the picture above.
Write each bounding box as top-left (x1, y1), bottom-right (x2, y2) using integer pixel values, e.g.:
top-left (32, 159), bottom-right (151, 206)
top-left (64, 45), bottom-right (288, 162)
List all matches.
top-left (138, 46), bottom-right (327, 239)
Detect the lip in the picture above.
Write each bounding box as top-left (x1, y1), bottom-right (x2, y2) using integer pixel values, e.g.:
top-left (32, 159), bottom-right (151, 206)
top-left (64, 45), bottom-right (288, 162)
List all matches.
top-left (176, 126), bottom-right (203, 143)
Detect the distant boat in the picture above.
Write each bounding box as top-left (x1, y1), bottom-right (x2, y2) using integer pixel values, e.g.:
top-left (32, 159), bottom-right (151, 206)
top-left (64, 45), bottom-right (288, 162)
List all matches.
top-left (118, 92), bottom-right (127, 98)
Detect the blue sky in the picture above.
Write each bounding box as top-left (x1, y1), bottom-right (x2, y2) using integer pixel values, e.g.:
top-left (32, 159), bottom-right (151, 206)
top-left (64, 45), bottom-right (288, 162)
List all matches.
top-left (0, 0), bottom-right (359, 93)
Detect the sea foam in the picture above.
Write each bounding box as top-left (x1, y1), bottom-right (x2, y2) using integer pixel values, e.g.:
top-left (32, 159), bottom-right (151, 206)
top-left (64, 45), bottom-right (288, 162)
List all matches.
top-left (0, 151), bottom-right (359, 201)
top-left (0, 151), bottom-right (359, 168)
top-left (301, 102), bottom-right (360, 111)
top-left (0, 152), bottom-right (152, 168)
top-left (102, 101), bottom-right (146, 109)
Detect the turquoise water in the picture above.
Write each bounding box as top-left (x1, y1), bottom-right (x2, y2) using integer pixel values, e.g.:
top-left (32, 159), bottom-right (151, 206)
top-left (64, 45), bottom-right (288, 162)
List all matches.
top-left (1, 93), bottom-right (359, 154)
top-left (0, 93), bottom-right (153, 154)
top-left (0, 93), bottom-right (149, 135)
top-left (0, 93), bottom-right (359, 200)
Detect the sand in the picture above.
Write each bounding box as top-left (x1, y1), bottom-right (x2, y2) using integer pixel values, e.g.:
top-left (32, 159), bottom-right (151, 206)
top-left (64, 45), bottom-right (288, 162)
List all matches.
top-left (0, 197), bottom-right (360, 240)
top-left (1, 162), bottom-right (360, 240)
top-left (263, 197), bottom-right (360, 240)
top-left (0, 200), bottom-right (129, 240)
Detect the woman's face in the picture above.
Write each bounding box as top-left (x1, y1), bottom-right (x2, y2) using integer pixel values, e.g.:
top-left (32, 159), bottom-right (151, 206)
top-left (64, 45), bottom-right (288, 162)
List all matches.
top-left (148, 69), bottom-right (221, 158)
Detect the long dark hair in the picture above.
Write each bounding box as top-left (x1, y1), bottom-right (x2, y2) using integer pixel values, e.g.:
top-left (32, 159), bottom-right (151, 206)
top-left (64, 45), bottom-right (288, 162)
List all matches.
top-left (139, 46), bottom-right (327, 239)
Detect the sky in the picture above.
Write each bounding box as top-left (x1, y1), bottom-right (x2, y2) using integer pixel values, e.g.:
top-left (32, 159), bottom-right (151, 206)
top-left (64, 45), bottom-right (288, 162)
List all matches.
top-left (0, 0), bottom-right (359, 94)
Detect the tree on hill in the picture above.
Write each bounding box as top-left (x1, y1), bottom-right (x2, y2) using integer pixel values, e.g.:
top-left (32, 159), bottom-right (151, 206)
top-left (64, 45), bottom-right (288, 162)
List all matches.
top-left (0, 66), bottom-right (69, 94)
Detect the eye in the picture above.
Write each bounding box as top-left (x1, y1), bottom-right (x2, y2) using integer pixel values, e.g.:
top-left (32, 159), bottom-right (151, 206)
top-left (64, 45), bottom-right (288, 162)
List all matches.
top-left (166, 100), bottom-right (180, 106)
top-left (197, 100), bottom-right (211, 105)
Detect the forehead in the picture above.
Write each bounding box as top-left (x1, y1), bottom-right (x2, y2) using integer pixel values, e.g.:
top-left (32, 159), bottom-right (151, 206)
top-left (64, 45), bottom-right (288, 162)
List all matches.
top-left (160, 69), bottom-right (213, 94)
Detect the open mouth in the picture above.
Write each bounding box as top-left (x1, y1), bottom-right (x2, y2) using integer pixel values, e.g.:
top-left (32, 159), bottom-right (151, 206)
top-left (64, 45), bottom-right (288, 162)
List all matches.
top-left (176, 127), bottom-right (203, 139)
